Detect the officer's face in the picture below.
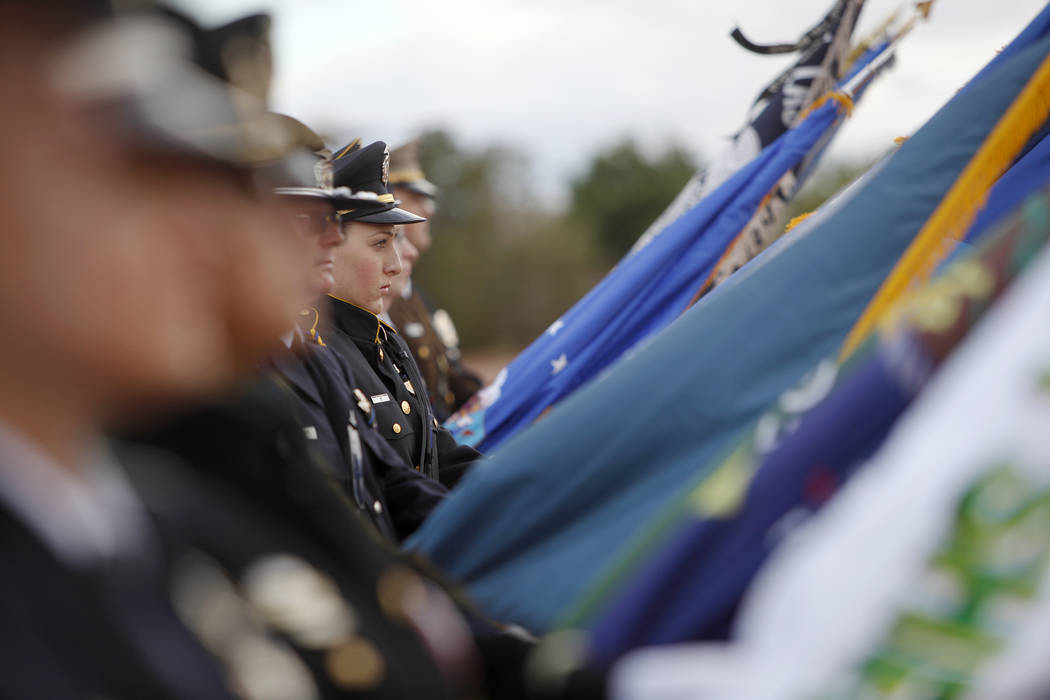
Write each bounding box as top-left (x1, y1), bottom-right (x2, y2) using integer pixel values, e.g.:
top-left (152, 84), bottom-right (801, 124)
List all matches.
top-left (394, 187), bottom-right (432, 254)
top-left (386, 226), bottom-right (419, 306)
top-left (278, 197), bottom-right (345, 300)
top-left (0, 35), bottom-right (302, 416)
top-left (331, 221), bottom-right (403, 315)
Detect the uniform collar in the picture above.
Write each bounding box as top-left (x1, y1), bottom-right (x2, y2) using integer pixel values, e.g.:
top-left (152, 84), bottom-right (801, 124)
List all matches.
top-left (327, 295), bottom-right (398, 344)
top-left (0, 422), bottom-right (152, 568)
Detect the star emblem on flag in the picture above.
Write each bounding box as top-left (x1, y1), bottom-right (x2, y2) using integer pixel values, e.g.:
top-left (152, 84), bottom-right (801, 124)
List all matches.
top-left (547, 319), bottom-right (565, 336)
top-left (550, 354), bottom-right (568, 375)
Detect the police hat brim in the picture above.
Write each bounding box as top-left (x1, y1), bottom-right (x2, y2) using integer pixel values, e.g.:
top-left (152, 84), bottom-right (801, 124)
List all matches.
top-left (274, 187), bottom-right (388, 214)
top-left (346, 205), bottom-right (426, 225)
top-left (56, 15), bottom-right (304, 171)
top-left (391, 178), bottom-right (438, 199)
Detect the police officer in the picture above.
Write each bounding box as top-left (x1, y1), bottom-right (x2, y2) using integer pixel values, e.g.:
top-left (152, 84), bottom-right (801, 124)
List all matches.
top-left (386, 139), bottom-right (484, 421)
top-left (321, 140), bottom-right (481, 488)
top-left (267, 132), bottom-right (447, 540)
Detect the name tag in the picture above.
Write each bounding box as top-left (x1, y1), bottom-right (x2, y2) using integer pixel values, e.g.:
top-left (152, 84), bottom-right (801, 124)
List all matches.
top-left (370, 393), bottom-right (390, 404)
top-left (302, 426), bottom-right (318, 440)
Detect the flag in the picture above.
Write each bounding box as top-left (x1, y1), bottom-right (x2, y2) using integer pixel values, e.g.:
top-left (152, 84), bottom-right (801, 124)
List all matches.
top-left (408, 6), bottom-right (1050, 634)
top-left (840, 10), bottom-right (1050, 356)
top-left (630, 0), bottom-right (867, 257)
top-left (609, 222), bottom-right (1050, 700)
top-left (447, 0), bottom-right (882, 451)
top-left (565, 127), bottom-right (1050, 639)
top-left (581, 179), bottom-right (1050, 661)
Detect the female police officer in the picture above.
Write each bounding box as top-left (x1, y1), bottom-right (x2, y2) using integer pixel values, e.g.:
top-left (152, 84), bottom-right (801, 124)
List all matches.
top-left (320, 140), bottom-right (480, 488)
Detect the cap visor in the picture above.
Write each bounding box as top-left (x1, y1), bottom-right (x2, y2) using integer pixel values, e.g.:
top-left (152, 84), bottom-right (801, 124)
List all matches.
top-left (274, 187), bottom-right (387, 213)
top-left (273, 186), bottom-right (332, 199)
top-left (348, 206), bottom-right (426, 224)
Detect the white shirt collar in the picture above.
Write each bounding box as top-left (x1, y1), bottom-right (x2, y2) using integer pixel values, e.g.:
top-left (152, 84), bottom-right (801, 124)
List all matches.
top-left (0, 421), bottom-right (151, 567)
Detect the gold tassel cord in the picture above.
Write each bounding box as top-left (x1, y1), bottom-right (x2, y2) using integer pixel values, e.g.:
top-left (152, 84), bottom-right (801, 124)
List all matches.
top-left (795, 90), bottom-right (855, 123)
top-left (839, 51), bottom-right (1050, 359)
top-left (785, 211), bottom-right (814, 233)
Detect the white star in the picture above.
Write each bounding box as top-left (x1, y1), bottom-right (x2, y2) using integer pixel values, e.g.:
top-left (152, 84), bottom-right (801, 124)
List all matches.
top-left (547, 319), bottom-right (565, 336)
top-left (550, 354), bottom-right (568, 375)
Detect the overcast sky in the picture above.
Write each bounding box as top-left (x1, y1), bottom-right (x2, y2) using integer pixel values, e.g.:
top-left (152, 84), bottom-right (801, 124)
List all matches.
top-left (174, 0), bottom-right (1048, 206)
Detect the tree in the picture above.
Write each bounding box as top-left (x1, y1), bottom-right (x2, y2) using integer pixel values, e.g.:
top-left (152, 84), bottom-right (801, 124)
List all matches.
top-left (413, 130), bottom-right (603, 350)
top-left (569, 139), bottom-right (698, 262)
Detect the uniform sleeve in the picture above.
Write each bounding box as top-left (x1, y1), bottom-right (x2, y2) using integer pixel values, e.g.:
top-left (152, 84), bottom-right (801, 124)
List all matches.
top-left (435, 426), bottom-right (482, 488)
top-left (378, 460), bottom-right (448, 540)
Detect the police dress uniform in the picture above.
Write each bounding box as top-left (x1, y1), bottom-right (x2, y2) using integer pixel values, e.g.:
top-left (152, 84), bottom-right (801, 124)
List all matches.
top-left (121, 379), bottom-right (607, 700)
top-left (325, 140), bottom-right (482, 487)
top-left (270, 325), bottom-right (447, 541)
top-left (3, 381), bottom-right (466, 699)
top-left (387, 286), bottom-right (483, 422)
top-left (324, 295), bottom-right (480, 488)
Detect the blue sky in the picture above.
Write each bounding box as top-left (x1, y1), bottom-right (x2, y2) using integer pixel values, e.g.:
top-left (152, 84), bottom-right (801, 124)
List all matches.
top-left (174, 0), bottom-right (1048, 206)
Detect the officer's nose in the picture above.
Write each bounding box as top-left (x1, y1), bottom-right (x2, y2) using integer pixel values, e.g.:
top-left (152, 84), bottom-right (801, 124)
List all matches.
top-left (385, 246), bottom-right (403, 276)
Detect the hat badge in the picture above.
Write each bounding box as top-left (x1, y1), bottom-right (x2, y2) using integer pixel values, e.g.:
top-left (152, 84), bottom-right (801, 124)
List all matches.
top-left (381, 148), bottom-right (390, 187)
top-left (315, 158), bottom-right (334, 189)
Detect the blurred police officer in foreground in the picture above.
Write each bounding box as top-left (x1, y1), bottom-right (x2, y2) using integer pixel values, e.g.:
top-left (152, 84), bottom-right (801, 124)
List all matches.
top-left (321, 140), bottom-right (482, 488)
top-left (386, 140), bottom-right (484, 421)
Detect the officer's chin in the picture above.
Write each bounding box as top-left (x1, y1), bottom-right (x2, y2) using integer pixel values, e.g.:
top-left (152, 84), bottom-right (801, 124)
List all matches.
top-left (312, 272), bottom-right (336, 299)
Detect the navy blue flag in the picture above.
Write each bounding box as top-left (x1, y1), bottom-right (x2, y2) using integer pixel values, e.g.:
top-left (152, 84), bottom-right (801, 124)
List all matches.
top-left (447, 5), bottom-right (885, 452)
top-left (408, 6), bottom-right (1050, 635)
top-left (631, 0), bottom-right (867, 255)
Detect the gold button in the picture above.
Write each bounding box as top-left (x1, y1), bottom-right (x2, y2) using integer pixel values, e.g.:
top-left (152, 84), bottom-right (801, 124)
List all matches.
top-left (418, 345), bottom-right (431, 359)
top-left (414, 464), bottom-right (420, 471)
top-left (392, 423), bottom-right (401, 434)
top-left (378, 348), bottom-right (384, 362)
top-left (325, 637), bottom-right (385, 689)
top-left (401, 401), bottom-right (411, 415)
top-left (445, 391), bottom-right (456, 405)
top-left (433, 418), bottom-right (439, 428)
top-left (376, 566), bottom-right (427, 623)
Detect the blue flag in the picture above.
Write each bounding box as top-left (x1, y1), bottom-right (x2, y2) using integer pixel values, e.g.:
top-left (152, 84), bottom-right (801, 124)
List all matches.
top-left (447, 13), bottom-right (884, 452)
top-left (584, 176), bottom-right (1050, 661)
top-left (631, 0), bottom-right (867, 255)
top-left (408, 6), bottom-right (1050, 635)
top-left (564, 125), bottom-right (1050, 639)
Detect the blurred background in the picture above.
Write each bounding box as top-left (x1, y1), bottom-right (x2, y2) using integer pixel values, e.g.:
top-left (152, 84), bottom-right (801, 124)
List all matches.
top-left (172, 0), bottom-right (1048, 373)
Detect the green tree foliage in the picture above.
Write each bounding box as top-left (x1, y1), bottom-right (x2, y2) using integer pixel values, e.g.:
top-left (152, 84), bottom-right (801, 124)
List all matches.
top-left (413, 130), bottom-right (604, 350)
top-left (569, 139), bottom-right (697, 262)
